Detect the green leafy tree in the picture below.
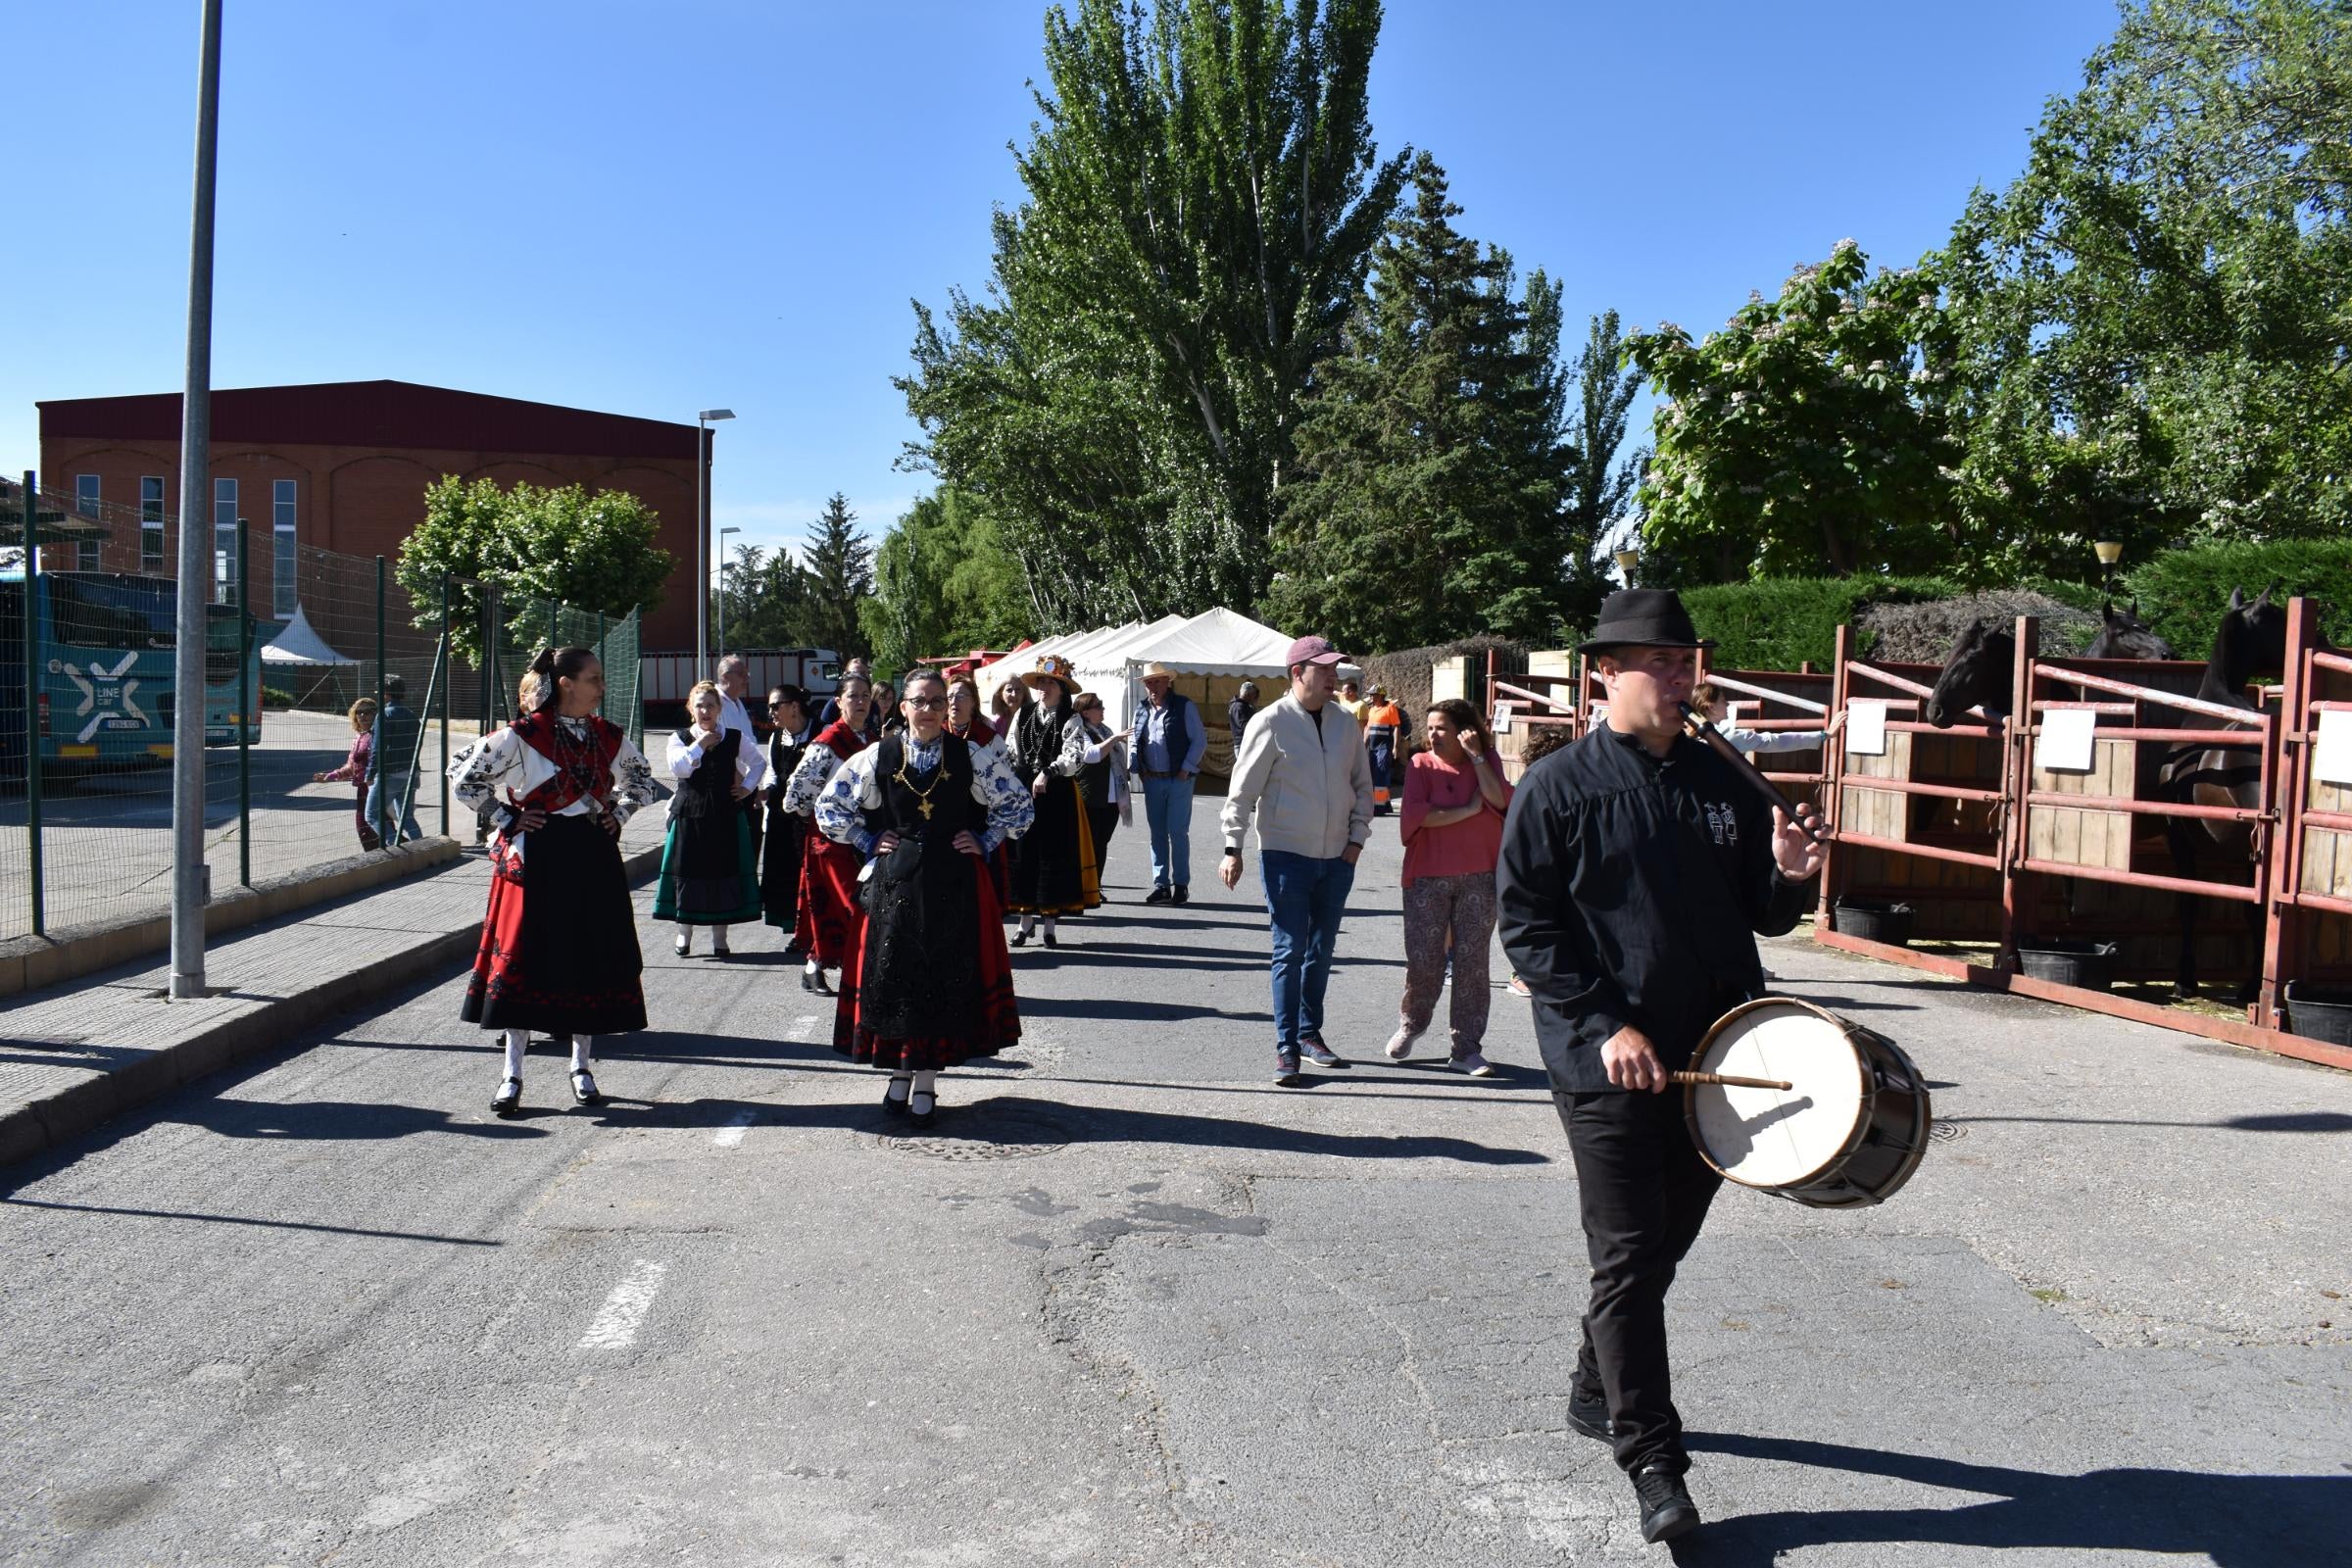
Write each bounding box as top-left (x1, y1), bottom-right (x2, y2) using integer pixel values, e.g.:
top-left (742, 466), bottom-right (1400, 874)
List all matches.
top-left (1625, 240), bottom-right (1967, 583)
top-left (1269, 154), bottom-right (1574, 651)
top-left (1937, 0), bottom-right (2352, 561)
top-left (898, 0), bottom-right (1410, 630)
top-left (1560, 309), bottom-right (1647, 631)
top-left (798, 494), bottom-right (874, 661)
top-left (859, 488), bottom-right (1034, 676)
top-left (395, 475), bottom-right (672, 661)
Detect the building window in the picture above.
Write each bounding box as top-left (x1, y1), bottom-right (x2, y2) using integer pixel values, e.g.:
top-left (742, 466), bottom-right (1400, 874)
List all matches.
top-left (74, 475), bottom-right (101, 569)
top-left (213, 476), bottom-right (238, 604)
top-left (272, 478), bottom-right (298, 616)
top-left (140, 476), bottom-right (166, 570)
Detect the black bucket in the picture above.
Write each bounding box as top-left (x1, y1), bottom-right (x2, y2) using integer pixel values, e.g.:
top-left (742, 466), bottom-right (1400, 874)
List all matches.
top-left (2283, 982), bottom-right (2352, 1048)
top-left (2017, 939), bottom-right (2120, 992)
top-left (1835, 899), bottom-right (1915, 947)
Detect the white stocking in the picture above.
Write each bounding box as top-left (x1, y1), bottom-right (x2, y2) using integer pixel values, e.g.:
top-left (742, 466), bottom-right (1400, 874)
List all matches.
top-left (1042, 916), bottom-right (1057, 940)
top-left (569, 1035), bottom-right (594, 1071)
top-left (884, 1071), bottom-right (912, 1104)
top-left (502, 1028), bottom-right (528, 1082)
top-left (1019, 913), bottom-right (1036, 936)
top-left (911, 1069), bottom-right (939, 1103)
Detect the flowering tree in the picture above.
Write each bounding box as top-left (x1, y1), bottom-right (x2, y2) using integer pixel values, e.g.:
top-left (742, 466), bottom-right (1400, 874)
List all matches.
top-left (1624, 240), bottom-right (1968, 584)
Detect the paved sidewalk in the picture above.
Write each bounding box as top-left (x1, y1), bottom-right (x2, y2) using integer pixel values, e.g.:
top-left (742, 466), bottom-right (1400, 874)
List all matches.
top-left (0, 809), bottom-right (667, 1164)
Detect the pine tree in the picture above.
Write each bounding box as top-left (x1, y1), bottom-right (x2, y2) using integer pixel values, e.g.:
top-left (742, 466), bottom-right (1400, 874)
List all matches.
top-left (1559, 310), bottom-right (1647, 633)
top-left (1268, 154), bottom-right (1573, 652)
top-left (800, 493), bottom-right (874, 659)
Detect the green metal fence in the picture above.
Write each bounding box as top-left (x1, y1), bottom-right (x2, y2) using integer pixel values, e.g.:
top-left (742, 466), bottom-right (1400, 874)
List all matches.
top-left (0, 473), bottom-right (641, 943)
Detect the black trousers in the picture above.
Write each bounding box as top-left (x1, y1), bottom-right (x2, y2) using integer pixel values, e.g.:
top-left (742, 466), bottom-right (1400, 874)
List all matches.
top-left (1557, 1086), bottom-right (1722, 1476)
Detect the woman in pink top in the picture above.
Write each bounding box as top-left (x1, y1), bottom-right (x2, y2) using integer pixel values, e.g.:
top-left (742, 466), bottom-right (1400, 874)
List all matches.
top-left (1385, 698), bottom-right (1514, 1073)
top-left (312, 698), bottom-right (381, 852)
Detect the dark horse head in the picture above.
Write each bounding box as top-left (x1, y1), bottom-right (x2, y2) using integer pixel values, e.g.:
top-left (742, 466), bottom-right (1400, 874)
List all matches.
top-left (1925, 618), bottom-right (2013, 729)
top-left (2085, 600), bottom-right (2176, 661)
top-left (2198, 581), bottom-right (2290, 707)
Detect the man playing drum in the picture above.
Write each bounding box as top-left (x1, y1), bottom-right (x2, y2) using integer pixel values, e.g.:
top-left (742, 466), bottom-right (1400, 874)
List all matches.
top-left (1496, 588), bottom-right (1827, 1544)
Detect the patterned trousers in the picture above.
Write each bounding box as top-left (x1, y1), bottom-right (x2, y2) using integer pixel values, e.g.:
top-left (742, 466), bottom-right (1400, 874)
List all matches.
top-left (1398, 870), bottom-right (1496, 1056)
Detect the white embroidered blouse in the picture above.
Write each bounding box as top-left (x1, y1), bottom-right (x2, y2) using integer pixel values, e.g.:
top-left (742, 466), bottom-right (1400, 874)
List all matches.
top-left (814, 733), bottom-right (1035, 857)
top-left (447, 719), bottom-right (661, 850)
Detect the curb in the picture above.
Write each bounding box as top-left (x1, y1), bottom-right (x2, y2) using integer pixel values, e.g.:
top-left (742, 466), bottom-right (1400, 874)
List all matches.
top-left (0, 838), bottom-right (667, 1169)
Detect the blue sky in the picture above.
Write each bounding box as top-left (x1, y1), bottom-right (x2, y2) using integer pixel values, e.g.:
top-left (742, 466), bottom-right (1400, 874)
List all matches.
top-left (5, 0), bottom-right (2122, 572)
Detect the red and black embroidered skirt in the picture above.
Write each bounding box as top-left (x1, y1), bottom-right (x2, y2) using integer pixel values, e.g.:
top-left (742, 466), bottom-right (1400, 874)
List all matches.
top-left (794, 833), bottom-right (865, 966)
top-left (461, 813), bottom-right (647, 1035)
top-left (834, 859), bottom-right (1020, 1072)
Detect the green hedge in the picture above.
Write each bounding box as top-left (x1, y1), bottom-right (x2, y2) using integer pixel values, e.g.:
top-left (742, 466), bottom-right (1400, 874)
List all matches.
top-left (1672, 545), bottom-right (2347, 673)
top-left (1680, 576), bottom-right (1959, 670)
top-left (2118, 539), bottom-right (2352, 662)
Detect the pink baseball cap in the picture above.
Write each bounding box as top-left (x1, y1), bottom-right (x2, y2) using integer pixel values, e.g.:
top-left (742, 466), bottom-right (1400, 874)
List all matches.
top-left (1285, 634), bottom-right (1345, 667)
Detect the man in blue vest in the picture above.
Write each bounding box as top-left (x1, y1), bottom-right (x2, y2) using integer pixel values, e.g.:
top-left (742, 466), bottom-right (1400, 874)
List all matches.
top-left (1129, 661), bottom-right (1207, 904)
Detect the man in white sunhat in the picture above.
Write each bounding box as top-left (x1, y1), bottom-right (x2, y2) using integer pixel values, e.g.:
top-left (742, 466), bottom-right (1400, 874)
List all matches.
top-left (1130, 661), bottom-right (1207, 905)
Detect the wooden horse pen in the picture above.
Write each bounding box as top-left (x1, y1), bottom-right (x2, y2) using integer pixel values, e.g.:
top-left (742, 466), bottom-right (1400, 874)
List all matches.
top-left (1817, 603), bottom-right (2352, 1072)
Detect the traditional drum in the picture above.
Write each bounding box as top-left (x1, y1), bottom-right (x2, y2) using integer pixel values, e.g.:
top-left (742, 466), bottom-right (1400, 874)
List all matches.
top-left (1682, 998), bottom-right (1932, 1209)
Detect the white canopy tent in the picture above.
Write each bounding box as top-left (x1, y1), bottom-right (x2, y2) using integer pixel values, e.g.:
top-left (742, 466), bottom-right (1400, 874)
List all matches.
top-left (259, 604), bottom-right (361, 707)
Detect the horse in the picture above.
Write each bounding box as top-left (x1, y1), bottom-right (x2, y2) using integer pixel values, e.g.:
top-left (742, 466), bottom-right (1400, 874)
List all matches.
top-left (2159, 584), bottom-right (2289, 1002)
top-left (1923, 618), bottom-right (2016, 732)
top-left (2084, 600), bottom-right (2176, 661)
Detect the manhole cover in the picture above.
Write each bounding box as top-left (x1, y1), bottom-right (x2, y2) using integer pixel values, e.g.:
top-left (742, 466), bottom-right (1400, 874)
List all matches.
top-left (860, 1104), bottom-right (1072, 1161)
top-left (1929, 1121), bottom-right (1965, 1143)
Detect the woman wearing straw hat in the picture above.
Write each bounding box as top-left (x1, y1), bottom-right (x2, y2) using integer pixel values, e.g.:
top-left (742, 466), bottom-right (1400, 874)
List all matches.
top-left (1004, 653), bottom-right (1101, 946)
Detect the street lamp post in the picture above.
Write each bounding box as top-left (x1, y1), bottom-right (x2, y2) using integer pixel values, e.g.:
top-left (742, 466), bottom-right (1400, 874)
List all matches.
top-left (2094, 539), bottom-right (2124, 595)
top-left (716, 524), bottom-right (741, 659)
top-left (1613, 547), bottom-right (1642, 588)
top-left (693, 407), bottom-right (735, 671)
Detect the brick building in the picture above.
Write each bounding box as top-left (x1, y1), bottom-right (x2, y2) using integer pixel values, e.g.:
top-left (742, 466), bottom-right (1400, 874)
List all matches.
top-left (36, 379), bottom-right (705, 648)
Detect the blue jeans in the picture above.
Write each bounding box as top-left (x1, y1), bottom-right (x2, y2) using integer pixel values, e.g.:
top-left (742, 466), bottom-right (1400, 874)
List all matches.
top-left (1261, 849), bottom-right (1355, 1053)
top-left (364, 776), bottom-right (422, 846)
top-left (1141, 773), bottom-right (1196, 889)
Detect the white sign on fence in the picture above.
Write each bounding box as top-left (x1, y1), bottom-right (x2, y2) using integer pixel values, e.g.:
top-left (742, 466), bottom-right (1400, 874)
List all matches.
top-left (2034, 708), bottom-right (2099, 774)
top-left (1844, 700), bottom-right (1888, 758)
top-left (2315, 708), bottom-right (2352, 788)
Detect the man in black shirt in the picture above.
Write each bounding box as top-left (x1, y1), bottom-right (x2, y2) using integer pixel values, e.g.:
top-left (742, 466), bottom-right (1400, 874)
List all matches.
top-left (1496, 589), bottom-right (1825, 1544)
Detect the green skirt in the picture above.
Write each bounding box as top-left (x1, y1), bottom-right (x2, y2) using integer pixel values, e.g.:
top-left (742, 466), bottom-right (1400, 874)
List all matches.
top-left (653, 808), bottom-right (762, 925)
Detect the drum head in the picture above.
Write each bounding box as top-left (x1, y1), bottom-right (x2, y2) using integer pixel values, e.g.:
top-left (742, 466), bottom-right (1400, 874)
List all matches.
top-left (1690, 999), bottom-right (1868, 1190)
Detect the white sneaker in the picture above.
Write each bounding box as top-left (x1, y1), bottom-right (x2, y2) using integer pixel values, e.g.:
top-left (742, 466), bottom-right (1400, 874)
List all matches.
top-left (1454, 1053), bottom-right (1497, 1077)
top-left (1384, 1028), bottom-right (1417, 1060)
top-left (1507, 975), bottom-right (1532, 998)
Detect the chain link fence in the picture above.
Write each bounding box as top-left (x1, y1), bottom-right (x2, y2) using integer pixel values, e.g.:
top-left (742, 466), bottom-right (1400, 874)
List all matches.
top-left (1, 473), bottom-right (641, 943)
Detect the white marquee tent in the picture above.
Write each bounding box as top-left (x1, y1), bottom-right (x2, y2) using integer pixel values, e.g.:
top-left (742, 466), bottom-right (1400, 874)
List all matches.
top-left (259, 604), bottom-right (361, 707)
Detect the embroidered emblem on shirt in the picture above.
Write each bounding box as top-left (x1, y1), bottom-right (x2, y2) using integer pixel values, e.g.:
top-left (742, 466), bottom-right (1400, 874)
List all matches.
top-left (1706, 803), bottom-right (1739, 846)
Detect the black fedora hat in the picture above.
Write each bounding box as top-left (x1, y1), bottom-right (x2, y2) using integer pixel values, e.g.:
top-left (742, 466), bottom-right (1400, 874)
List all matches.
top-left (1576, 589), bottom-right (1715, 656)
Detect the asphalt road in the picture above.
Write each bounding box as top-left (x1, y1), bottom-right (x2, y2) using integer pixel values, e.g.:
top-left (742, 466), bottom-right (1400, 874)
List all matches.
top-left (2, 796), bottom-right (2346, 1565)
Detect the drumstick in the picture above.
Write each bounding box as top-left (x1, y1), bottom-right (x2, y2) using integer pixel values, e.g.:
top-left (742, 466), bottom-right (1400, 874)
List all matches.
top-left (1669, 1070), bottom-right (1793, 1091)
top-left (1676, 702), bottom-right (1830, 845)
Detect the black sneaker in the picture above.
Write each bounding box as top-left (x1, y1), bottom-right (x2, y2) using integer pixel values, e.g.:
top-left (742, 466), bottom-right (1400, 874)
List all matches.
top-left (1145, 886), bottom-right (1174, 906)
top-left (1300, 1035), bottom-right (1349, 1069)
top-left (1567, 1388), bottom-right (1612, 1443)
top-left (1172, 885), bottom-right (1189, 905)
top-left (1633, 1464), bottom-right (1699, 1544)
top-left (1274, 1047), bottom-right (1303, 1087)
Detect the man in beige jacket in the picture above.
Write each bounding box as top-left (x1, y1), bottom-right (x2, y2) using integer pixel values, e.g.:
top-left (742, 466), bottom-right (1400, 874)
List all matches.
top-left (1220, 635), bottom-right (1376, 1085)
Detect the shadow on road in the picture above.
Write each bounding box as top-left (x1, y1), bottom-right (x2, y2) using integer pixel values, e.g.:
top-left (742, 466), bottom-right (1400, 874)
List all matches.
top-left (1672, 1433), bottom-right (2349, 1567)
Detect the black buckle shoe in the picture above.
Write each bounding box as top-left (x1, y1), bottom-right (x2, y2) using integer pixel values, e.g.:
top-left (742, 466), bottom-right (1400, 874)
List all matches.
top-left (1010, 929), bottom-right (1030, 947)
top-left (908, 1089), bottom-right (936, 1128)
top-left (882, 1077), bottom-right (912, 1116)
top-left (568, 1068), bottom-right (603, 1106)
top-left (1041, 929), bottom-right (1058, 949)
top-left (1568, 1388), bottom-right (1613, 1443)
top-left (1633, 1464), bottom-right (1699, 1544)
top-left (491, 1077), bottom-right (522, 1117)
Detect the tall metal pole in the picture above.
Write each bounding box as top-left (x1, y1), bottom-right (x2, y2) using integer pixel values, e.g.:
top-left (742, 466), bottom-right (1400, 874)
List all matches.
top-left (374, 556), bottom-right (390, 847)
top-left (170, 0), bottom-right (223, 999)
top-left (694, 416), bottom-right (708, 672)
top-left (20, 472), bottom-right (43, 940)
top-left (235, 514), bottom-right (250, 887)
top-left (439, 571), bottom-right (451, 837)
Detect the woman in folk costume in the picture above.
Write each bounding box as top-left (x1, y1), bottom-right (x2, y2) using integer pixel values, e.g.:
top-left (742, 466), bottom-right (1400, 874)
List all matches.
top-left (1074, 691), bottom-right (1132, 886)
top-left (814, 670), bottom-right (1034, 1125)
top-left (782, 672), bottom-right (874, 995)
top-left (656, 681), bottom-right (763, 956)
top-left (1003, 654), bottom-right (1102, 947)
top-left (947, 675), bottom-right (1014, 906)
top-left (452, 646), bottom-right (661, 1116)
top-left (760, 683), bottom-right (815, 950)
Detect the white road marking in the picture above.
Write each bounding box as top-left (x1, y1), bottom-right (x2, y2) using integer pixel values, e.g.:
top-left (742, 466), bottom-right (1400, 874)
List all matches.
top-left (577, 1259), bottom-right (668, 1350)
top-left (791, 1013), bottom-right (822, 1042)
top-left (713, 1109), bottom-right (756, 1148)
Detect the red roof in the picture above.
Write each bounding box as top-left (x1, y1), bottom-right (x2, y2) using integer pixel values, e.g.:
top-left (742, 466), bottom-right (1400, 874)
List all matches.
top-left (38, 378), bottom-right (700, 460)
